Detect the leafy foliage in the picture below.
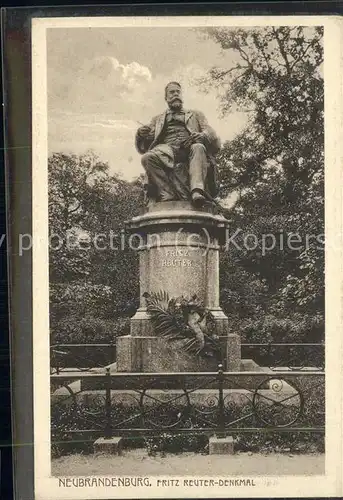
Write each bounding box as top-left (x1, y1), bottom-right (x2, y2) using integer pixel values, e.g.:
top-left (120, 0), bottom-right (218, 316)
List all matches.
top-left (143, 291), bottom-right (221, 358)
top-left (49, 150), bottom-right (144, 345)
top-left (197, 26), bottom-right (324, 340)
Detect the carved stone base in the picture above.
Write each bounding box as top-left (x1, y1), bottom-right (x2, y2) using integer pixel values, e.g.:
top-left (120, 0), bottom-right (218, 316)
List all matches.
top-left (129, 309), bottom-right (153, 337)
top-left (116, 333), bottom-right (241, 373)
top-left (116, 335), bottom-right (222, 373)
top-left (209, 308), bottom-right (230, 336)
top-left (227, 333), bottom-right (241, 371)
top-left (121, 201), bottom-right (241, 373)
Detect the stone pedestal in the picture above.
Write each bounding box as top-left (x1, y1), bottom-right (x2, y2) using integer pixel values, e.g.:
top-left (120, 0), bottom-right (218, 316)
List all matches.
top-left (227, 334), bottom-right (241, 371)
top-left (117, 201), bottom-right (240, 372)
top-left (117, 336), bottom-right (221, 372)
top-left (93, 437), bottom-right (122, 455)
top-left (209, 436), bottom-right (234, 455)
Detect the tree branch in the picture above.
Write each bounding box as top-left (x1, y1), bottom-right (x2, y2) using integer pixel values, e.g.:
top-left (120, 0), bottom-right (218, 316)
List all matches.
top-left (210, 65), bottom-right (249, 80)
top-left (260, 46), bottom-right (272, 72)
top-left (237, 45), bottom-right (252, 66)
top-left (290, 37), bottom-right (323, 72)
top-left (253, 33), bottom-right (272, 72)
top-left (273, 27), bottom-right (292, 76)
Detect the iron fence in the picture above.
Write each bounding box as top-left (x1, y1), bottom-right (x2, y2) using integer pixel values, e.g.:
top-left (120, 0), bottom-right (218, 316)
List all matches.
top-left (50, 343), bottom-right (116, 374)
top-left (241, 343), bottom-right (324, 371)
top-left (51, 366), bottom-right (325, 443)
top-left (50, 342), bottom-right (324, 374)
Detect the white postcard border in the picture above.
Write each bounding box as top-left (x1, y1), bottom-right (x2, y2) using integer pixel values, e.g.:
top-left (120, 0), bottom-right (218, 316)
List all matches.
top-left (32, 15), bottom-right (342, 499)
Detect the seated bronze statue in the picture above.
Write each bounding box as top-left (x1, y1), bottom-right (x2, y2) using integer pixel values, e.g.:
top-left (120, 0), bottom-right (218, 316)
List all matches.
top-left (135, 81), bottom-right (221, 208)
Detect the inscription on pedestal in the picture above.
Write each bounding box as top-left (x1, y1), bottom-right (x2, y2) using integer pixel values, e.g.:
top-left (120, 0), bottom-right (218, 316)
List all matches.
top-left (162, 259), bottom-right (192, 267)
top-left (160, 248), bottom-right (203, 268)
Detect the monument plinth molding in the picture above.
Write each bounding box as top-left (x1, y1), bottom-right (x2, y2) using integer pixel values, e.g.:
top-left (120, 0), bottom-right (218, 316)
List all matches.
top-left (116, 201), bottom-right (241, 372)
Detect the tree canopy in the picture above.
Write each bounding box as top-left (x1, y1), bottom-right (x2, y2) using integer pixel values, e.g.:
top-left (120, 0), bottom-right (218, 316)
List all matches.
top-left (48, 150), bottom-right (145, 343)
top-left (198, 26), bottom-right (324, 340)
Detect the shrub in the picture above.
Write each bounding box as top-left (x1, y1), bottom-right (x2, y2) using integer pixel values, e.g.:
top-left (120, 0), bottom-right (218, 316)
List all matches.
top-left (234, 431), bottom-right (324, 454)
top-left (51, 316), bottom-right (130, 345)
top-left (145, 433), bottom-right (208, 455)
top-left (240, 313), bottom-right (324, 344)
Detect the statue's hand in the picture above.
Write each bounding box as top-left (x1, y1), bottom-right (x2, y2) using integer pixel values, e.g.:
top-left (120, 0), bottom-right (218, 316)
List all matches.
top-left (137, 125), bottom-right (152, 138)
top-left (182, 133), bottom-right (206, 149)
top-left (190, 132), bottom-right (206, 144)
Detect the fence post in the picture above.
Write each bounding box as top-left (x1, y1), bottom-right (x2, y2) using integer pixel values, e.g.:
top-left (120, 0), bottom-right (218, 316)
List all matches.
top-left (104, 367), bottom-right (112, 439)
top-left (216, 363), bottom-right (225, 438)
top-left (111, 343), bottom-right (116, 364)
top-left (54, 351), bottom-right (60, 375)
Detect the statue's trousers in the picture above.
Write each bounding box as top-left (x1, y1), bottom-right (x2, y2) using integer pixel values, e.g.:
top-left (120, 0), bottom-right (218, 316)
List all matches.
top-left (141, 143), bottom-right (208, 201)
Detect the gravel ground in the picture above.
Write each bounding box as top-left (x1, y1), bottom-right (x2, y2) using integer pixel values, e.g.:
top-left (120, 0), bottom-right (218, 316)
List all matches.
top-left (52, 449), bottom-right (325, 476)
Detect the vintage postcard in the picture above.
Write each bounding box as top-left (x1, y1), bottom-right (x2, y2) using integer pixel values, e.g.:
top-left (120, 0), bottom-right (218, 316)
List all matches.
top-left (31, 14), bottom-right (342, 499)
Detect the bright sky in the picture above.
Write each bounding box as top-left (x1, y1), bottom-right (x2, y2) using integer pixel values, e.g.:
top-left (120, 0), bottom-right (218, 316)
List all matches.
top-left (47, 27), bottom-right (248, 180)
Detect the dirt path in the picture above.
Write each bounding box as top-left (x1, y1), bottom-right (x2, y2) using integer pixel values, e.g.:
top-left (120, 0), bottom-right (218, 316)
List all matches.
top-left (52, 449), bottom-right (324, 476)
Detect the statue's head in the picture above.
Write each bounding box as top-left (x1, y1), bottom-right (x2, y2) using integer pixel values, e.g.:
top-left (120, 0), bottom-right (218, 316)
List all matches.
top-left (165, 81), bottom-right (183, 110)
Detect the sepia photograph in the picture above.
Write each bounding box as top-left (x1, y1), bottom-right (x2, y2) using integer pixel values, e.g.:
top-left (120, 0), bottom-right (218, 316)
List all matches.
top-left (30, 15), bottom-right (342, 499)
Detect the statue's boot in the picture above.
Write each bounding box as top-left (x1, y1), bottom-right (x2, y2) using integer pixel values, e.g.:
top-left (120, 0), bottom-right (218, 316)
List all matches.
top-left (191, 188), bottom-right (207, 208)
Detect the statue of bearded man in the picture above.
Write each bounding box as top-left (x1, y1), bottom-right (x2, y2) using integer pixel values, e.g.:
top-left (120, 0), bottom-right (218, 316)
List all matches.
top-left (135, 81), bottom-right (221, 208)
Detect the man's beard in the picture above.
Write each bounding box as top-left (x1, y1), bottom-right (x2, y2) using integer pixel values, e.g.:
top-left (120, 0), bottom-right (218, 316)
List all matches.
top-left (169, 98), bottom-right (183, 110)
